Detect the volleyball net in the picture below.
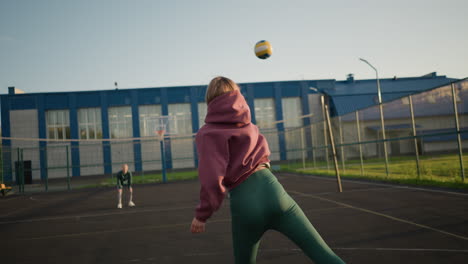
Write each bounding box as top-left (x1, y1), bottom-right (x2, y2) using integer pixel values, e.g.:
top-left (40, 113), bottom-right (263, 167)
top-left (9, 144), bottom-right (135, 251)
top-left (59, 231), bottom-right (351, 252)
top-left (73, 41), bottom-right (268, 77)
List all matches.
top-left (2, 79), bottom-right (468, 192)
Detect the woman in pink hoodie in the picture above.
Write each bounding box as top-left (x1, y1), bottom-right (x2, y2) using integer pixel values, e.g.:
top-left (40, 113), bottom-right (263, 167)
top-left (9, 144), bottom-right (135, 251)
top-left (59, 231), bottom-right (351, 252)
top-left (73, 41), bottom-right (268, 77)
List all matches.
top-left (191, 76), bottom-right (345, 264)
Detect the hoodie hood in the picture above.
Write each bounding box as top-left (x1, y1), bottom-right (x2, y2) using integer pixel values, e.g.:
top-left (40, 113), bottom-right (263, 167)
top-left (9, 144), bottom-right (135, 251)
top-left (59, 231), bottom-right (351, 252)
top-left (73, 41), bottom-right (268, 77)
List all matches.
top-left (205, 90), bottom-right (251, 126)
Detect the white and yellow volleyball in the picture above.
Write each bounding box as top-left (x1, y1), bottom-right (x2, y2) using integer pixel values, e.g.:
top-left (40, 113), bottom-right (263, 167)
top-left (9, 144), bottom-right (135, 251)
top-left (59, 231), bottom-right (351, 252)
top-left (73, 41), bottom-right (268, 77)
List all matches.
top-left (254, 40), bottom-right (273, 60)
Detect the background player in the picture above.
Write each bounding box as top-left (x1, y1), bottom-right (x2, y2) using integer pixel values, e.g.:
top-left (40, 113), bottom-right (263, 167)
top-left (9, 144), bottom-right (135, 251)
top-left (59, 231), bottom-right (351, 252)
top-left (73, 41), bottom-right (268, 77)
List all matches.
top-left (116, 164), bottom-right (135, 209)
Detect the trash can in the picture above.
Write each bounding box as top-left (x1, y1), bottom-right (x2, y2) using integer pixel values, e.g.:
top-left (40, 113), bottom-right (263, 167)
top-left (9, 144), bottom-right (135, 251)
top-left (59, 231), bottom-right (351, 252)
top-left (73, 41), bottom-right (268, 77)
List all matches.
top-left (15, 160), bottom-right (32, 185)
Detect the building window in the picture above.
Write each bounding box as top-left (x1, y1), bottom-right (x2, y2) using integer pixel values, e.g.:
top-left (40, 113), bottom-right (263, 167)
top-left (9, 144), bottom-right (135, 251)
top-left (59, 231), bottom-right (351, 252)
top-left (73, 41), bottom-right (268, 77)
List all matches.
top-left (254, 98), bottom-right (276, 129)
top-left (282, 97), bottom-right (302, 128)
top-left (139, 105), bottom-right (162, 137)
top-left (46, 110), bottom-right (71, 140)
top-left (168, 103), bottom-right (192, 135)
top-left (78, 108), bottom-right (102, 139)
top-left (198, 102), bottom-right (207, 129)
top-left (108, 106), bottom-right (132, 138)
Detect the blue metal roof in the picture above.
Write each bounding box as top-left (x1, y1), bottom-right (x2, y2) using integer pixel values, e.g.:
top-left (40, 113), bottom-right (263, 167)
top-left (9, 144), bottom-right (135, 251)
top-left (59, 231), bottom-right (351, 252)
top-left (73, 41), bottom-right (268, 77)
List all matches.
top-left (339, 78), bottom-right (468, 121)
top-left (326, 74), bottom-right (458, 116)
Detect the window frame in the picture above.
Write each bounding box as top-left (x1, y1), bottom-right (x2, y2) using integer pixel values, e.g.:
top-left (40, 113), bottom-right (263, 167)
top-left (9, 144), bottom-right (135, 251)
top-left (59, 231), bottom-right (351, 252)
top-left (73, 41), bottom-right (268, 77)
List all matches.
top-left (46, 110), bottom-right (71, 140)
top-left (78, 108), bottom-right (103, 140)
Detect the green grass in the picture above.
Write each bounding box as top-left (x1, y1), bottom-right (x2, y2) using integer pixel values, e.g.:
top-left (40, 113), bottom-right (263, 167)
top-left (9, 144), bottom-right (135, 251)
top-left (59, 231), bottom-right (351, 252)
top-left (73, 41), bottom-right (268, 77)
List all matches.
top-left (77, 170), bottom-right (199, 189)
top-left (76, 154), bottom-right (468, 191)
top-left (281, 154), bottom-right (468, 190)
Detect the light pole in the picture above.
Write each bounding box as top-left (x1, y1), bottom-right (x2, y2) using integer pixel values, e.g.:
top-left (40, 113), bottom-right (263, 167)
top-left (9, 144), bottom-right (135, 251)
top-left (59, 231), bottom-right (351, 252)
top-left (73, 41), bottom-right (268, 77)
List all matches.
top-left (359, 58), bottom-right (389, 177)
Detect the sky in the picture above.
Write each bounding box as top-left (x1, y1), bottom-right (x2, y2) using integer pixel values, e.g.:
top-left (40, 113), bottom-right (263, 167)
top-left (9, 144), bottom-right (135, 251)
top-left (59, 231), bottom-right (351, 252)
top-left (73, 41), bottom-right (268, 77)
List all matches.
top-left (0, 0), bottom-right (467, 93)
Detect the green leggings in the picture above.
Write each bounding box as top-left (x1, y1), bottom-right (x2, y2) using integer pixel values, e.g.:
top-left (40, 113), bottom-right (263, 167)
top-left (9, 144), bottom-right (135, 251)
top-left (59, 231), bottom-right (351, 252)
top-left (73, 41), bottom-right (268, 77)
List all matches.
top-left (229, 169), bottom-right (345, 264)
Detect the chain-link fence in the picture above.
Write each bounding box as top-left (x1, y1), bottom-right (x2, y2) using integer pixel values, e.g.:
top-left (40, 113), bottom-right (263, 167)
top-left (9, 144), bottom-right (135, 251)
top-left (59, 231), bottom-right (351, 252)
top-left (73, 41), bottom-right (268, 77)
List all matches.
top-left (282, 79), bottom-right (468, 187)
top-left (2, 79), bottom-right (467, 193)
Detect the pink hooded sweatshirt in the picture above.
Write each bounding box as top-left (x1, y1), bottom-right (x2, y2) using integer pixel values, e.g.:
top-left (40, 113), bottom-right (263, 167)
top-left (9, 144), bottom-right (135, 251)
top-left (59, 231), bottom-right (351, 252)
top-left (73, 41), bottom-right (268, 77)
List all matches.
top-left (195, 90), bottom-right (271, 222)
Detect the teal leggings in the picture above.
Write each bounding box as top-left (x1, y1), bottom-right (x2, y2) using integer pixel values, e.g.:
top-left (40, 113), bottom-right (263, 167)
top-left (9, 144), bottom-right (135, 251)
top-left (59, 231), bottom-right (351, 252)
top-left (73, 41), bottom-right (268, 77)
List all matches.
top-left (229, 169), bottom-right (345, 264)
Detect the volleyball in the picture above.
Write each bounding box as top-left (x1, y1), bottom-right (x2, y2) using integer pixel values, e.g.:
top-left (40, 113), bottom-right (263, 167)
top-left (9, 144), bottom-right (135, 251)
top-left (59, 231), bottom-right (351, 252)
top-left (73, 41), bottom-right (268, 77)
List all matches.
top-left (254, 40), bottom-right (273, 59)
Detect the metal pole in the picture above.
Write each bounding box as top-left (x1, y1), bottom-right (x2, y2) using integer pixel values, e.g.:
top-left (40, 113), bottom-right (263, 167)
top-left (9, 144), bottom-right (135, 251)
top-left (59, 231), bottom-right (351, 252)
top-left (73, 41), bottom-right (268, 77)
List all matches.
top-left (16, 148), bottom-right (20, 193)
top-left (0, 146), bottom-right (3, 184)
top-left (301, 127), bottom-right (306, 169)
top-left (377, 78), bottom-right (390, 178)
top-left (16, 148), bottom-right (19, 191)
top-left (310, 123), bottom-right (317, 168)
top-left (338, 116), bottom-right (346, 173)
top-left (359, 58), bottom-right (389, 177)
top-left (325, 104), bottom-right (343, 192)
top-left (356, 111), bottom-right (364, 176)
top-left (20, 149), bottom-right (24, 194)
top-left (66, 145), bottom-right (71, 191)
top-left (321, 96), bottom-right (330, 170)
top-left (160, 139), bottom-right (167, 183)
top-left (408, 96), bottom-right (421, 179)
top-left (44, 145), bottom-right (48, 192)
top-left (451, 84), bottom-right (465, 181)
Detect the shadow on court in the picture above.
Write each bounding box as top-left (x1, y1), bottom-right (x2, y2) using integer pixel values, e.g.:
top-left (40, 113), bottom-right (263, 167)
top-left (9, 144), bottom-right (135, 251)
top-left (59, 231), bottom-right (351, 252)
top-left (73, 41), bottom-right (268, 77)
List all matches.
top-left (1, 173), bottom-right (468, 264)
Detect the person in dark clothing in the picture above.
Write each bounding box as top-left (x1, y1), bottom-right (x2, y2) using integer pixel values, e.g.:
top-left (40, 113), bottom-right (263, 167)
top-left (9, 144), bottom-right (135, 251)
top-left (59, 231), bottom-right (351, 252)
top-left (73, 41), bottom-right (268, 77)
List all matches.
top-left (116, 164), bottom-right (135, 209)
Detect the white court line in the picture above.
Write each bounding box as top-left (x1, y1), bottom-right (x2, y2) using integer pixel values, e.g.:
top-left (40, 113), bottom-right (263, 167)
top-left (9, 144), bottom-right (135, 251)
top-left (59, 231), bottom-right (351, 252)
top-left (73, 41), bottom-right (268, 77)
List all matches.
top-left (14, 206), bottom-right (343, 240)
top-left (175, 247), bottom-right (468, 258)
top-left (283, 173), bottom-right (468, 197)
top-left (289, 190), bottom-right (468, 241)
top-left (0, 206), bottom-right (194, 225)
top-left (18, 218), bottom-right (232, 241)
top-left (308, 186), bottom-right (397, 196)
top-left (334, 247), bottom-right (468, 253)
top-left (1, 205), bottom-right (343, 226)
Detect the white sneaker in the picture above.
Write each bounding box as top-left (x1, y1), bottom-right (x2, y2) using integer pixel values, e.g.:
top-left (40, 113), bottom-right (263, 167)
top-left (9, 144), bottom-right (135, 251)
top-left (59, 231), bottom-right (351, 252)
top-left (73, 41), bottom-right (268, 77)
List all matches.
top-left (128, 201), bottom-right (135, 207)
top-left (117, 203), bottom-right (122, 209)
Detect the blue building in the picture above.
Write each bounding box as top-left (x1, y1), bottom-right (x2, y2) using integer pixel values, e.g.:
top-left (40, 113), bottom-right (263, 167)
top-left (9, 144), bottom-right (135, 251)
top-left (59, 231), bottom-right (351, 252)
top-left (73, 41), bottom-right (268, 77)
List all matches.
top-left (1, 73), bottom-right (457, 182)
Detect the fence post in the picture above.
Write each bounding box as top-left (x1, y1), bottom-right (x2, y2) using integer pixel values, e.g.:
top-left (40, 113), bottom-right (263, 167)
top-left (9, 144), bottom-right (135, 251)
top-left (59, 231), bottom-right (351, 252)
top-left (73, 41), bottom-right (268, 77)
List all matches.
top-left (16, 148), bottom-right (22, 193)
top-left (66, 145), bottom-right (71, 191)
top-left (16, 148), bottom-right (19, 192)
top-left (311, 124), bottom-right (317, 168)
top-left (301, 127), bottom-right (306, 169)
top-left (324, 104), bottom-right (343, 192)
top-left (338, 116), bottom-right (346, 173)
top-left (0, 147), bottom-right (3, 184)
top-left (356, 111), bottom-right (364, 176)
top-left (20, 149), bottom-right (24, 194)
top-left (160, 139), bottom-right (167, 183)
top-left (451, 83), bottom-right (465, 182)
top-left (408, 96), bottom-right (421, 179)
top-left (44, 145), bottom-right (48, 192)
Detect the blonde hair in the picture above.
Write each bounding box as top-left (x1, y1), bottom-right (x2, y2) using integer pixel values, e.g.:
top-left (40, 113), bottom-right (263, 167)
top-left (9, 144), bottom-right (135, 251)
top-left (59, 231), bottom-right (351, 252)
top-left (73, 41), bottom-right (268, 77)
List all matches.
top-left (205, 76), bottom-right (240, 104)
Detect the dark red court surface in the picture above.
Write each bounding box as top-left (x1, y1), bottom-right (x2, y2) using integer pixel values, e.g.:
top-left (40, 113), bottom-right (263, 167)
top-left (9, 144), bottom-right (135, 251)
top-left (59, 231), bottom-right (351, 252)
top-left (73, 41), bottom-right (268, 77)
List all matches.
top-left (1, 173), bottom-right (468, 264)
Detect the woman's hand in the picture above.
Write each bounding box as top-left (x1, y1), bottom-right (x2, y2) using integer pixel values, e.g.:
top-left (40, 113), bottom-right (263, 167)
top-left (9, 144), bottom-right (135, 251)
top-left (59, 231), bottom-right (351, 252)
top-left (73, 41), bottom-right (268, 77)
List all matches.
top-left (191, 217), bottom-right (206, 234)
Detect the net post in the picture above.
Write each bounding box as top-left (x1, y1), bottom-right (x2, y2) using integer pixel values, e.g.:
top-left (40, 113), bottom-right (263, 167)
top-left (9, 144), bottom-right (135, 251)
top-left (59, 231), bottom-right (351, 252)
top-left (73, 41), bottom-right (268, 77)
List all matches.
top-left (325, 104), bottom-right (343, 193)
top-left (408, 95), bottom-right (421, 180)
top-left (452, 83), bottom-right (465, 182)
